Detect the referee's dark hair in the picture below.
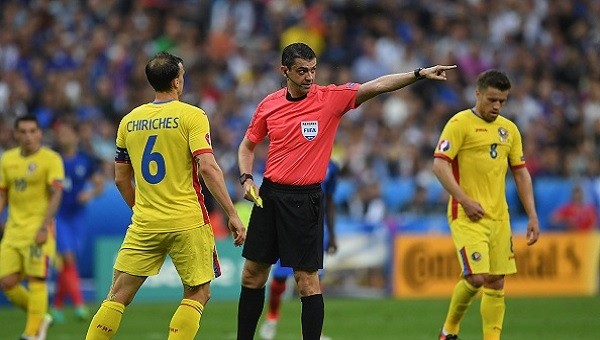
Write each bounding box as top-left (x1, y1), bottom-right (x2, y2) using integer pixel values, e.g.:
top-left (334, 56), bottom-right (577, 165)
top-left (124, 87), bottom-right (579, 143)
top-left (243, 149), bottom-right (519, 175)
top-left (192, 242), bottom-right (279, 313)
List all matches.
top-left (476, 69), bottom-right (511, 92)
top-left (145, 51), bottom-right (184, 93)
top-left (281, 43), bottom-right (316, 69)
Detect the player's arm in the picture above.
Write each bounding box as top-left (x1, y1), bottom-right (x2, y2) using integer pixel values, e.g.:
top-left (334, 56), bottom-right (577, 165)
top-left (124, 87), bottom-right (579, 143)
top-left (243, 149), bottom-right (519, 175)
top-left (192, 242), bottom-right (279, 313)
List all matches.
top-left (512, 166), bottom-right (540, 245)
top-left (432, 157), bottom-right (484, 221)
top-left (355, 65), bottom-right (457, 106)
top-left (196, 152), bottom-right (246, 246)
top-left (36, 184), bottom-right (62, 245)
top-left (114, 162), bottom-right (135, 208)
top-left (0, 188), bottom-right (6, 233)
top-left (0, 188), bottom-right (6, 216)
top-left (78, 171), bottom-right (105, 204)
top-left (238, 136), bottom-right (259, 202)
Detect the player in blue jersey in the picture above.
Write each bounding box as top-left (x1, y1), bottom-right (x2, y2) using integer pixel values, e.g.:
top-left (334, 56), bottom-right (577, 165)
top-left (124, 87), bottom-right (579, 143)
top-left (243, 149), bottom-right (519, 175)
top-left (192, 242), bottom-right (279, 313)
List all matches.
top-left (51, 120), bottom-right (104, 323)
top-left (258, 160), bottom-right (339, 340)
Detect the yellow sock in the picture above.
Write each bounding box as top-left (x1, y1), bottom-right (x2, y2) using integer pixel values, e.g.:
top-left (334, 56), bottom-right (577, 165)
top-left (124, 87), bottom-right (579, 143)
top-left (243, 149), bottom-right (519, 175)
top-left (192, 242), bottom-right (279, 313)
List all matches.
top-left (481, 287), bottom-right (505, 340)
top-left (24, 281), bottom-right (47, 337)
top-left (168, 299), bottom-right (204, 339)
top-left (443, 279), bottom-right (480, 335)
top-left (86, 300), bottom-right (125, 340)
top-left (4, 284), bottom-right (29, 311)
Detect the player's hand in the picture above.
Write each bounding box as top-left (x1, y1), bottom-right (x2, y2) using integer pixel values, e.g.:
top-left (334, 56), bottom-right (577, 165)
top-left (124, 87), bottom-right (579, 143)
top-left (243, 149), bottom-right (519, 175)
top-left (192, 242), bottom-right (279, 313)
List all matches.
top-left (460, 198), bottom-right (485, 222)
top-left (326, 239), bottom-right (338, 255)
top-left (526, 218), bottom-right (540, 246)
top-left (421, 65), bottom-right (458, 81)
top-left (35, 227), bottom-right (49, 246)
top-left (228, 216), bottom-right (246, 247)
top-left (77, 191), bottom-right (94, 204)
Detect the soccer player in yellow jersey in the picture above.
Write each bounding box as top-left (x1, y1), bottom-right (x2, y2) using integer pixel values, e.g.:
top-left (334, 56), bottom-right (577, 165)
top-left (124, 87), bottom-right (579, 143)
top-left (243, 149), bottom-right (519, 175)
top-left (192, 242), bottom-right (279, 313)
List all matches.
top-left (433, 70), bottom-right (540, 340)
top-left (0, 115), bottom-right (64, 340)
top-left (85, 52), bottom-right (246, 340)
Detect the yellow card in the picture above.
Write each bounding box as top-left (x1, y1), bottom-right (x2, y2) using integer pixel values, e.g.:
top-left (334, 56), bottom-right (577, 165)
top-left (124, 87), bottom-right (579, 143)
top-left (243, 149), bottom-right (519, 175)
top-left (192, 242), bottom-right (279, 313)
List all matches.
top-left (250, 186), bottom-right (263, 208)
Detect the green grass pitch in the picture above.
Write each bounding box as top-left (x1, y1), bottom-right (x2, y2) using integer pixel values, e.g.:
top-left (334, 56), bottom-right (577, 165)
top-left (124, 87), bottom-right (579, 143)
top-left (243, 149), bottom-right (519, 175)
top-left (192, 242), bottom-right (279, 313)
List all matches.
top-left (1, 296), bottom-right (599, 339)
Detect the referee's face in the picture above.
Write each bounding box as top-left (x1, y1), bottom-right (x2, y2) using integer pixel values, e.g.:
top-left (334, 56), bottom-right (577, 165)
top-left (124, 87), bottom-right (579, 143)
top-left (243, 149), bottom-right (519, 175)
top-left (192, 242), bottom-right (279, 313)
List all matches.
top-left (284, 58), bottom-right (316, 97)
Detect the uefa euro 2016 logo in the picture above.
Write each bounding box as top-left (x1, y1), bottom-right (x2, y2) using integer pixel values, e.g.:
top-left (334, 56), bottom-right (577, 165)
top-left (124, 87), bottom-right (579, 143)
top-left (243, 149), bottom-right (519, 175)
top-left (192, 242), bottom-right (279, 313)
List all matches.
top-left (301, 121), bottom-right (318, 141)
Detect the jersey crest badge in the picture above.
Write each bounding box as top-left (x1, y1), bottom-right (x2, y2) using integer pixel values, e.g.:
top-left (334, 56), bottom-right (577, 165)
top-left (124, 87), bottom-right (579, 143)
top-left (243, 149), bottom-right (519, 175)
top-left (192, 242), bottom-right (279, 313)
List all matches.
top-left (27, 162), bottom-right (37, 174)
top-left (498, 127), bottom-right (508, 142)
top-left (301, 121), bottom-right (318, 141)
top-left (437, 139), bottom-right (450, 152)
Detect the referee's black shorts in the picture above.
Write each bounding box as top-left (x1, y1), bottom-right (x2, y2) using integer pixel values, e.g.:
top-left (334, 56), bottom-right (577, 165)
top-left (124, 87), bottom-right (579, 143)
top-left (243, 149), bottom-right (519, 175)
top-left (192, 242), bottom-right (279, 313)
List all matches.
top-left (242, 178), bottom-right (324, 271)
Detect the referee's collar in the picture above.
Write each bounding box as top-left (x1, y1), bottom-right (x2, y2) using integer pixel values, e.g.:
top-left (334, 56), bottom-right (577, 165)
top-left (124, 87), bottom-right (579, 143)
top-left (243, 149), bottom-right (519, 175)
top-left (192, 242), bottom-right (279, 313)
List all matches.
top-left (286, 90), bottom-right (307, 102)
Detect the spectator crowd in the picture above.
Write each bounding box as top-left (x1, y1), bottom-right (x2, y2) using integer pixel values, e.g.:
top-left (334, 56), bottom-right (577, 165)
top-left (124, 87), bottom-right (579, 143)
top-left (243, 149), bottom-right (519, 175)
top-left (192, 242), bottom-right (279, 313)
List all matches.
top-left (1, 0), bottom-right (599, 226)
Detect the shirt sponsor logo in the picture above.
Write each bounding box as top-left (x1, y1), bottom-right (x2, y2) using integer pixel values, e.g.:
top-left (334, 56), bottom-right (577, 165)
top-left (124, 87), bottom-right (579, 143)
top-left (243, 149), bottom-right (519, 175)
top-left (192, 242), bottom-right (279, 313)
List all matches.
top-left (301, 121), bottom-right (318, 141)
top-left (437, 139), bottom-right (450, 152)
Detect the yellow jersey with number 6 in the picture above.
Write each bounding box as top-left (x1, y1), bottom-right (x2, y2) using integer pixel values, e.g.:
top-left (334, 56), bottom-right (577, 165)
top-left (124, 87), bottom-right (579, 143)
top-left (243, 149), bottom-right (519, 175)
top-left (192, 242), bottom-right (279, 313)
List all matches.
top-left (433, 109), bottom-right (526, 222)
top-left (115, 100), bottom-right (213, 232)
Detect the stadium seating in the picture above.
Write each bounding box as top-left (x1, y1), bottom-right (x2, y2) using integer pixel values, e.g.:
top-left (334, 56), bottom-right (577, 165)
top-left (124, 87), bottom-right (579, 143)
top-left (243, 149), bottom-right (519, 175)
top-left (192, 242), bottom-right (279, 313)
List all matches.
top-left (381, 178), bottom-right (416, 212)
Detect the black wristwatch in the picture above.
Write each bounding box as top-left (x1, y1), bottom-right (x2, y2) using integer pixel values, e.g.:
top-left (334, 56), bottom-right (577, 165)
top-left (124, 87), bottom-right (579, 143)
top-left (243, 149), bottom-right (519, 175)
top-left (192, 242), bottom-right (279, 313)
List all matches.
top-left (239, 173), bottom-right (253, 186)
top-left (414, 67), bottom-right (424, 80)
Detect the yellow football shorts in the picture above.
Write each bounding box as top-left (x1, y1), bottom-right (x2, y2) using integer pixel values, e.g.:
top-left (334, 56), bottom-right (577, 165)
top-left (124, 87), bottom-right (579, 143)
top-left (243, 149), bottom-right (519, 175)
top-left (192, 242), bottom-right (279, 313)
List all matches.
top-left (114, 223), bottom-right (220, 286)
top-left (449, 218), bottom-right (516, 276)
top-left (0, 223), bottom-right (56, 279)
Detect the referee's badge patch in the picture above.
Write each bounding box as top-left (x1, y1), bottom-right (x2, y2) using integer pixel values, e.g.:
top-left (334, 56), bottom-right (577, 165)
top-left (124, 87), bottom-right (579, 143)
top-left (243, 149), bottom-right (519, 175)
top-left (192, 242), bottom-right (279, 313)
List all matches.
top-left (301, 121), bottom-right (318, 141)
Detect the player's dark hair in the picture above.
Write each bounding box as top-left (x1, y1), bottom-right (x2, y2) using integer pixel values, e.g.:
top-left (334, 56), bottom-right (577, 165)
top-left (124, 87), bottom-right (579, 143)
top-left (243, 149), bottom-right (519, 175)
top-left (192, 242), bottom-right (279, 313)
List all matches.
top-left (14, 115), bottom-right (39, 129)
top-left (476, 69), bottom-right (511, 92)
top-left (281, 43), bottom-right (316, 68)
top-left (145, 51), bottom-right (184, 92)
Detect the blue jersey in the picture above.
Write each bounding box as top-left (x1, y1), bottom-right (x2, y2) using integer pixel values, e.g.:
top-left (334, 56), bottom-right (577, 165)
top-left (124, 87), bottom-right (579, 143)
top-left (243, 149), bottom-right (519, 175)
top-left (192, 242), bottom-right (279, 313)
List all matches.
top-left (59, 151), bottom-right (100, 215)
top-left (322, 161), bottom-right (339, 198)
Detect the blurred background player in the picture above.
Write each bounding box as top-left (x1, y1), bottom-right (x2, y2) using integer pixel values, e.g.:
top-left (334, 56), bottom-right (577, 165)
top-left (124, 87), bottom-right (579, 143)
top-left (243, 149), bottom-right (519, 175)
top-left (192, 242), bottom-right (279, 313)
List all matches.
top-left (259, 160), bottom-right (339, 340)
top-left (50, 119), bottom-right (104, 323)
top-left (0, 115), bottom-right (64, 340)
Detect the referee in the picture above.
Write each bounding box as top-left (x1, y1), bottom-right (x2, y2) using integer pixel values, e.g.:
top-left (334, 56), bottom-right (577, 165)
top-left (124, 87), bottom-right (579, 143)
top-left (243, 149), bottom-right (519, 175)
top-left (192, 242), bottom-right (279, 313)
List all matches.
top-left (236, 42), bottom-right (456, 340)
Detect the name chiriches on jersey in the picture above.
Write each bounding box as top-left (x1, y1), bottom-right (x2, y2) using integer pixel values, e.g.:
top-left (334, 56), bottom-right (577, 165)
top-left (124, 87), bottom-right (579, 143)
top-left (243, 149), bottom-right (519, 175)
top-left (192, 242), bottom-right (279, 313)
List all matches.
top-left (126, 117), bottom-right (180, 132)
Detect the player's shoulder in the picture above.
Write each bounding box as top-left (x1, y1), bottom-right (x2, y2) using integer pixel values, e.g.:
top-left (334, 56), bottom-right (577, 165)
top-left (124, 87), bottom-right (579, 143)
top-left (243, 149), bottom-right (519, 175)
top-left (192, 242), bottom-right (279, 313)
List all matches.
top-left (452, 109), bottom-right (473, 120)
top-left (443, 109), bottom-right (472, 127)
top-left (496, 115), bottom-right (519, 130)
top-left (2, 147), bottom-right (20, 158)
top-left (39, 146), bottom-right (62, 159)
top-left (174, 100), bottom-right (204, 113)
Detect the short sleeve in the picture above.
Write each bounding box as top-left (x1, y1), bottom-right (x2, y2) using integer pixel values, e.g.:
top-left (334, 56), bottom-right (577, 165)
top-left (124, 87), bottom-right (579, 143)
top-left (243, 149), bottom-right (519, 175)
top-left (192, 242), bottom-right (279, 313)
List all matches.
top-left (186, 108), bottom-right (213, 156)
top-left (434, 116), bottom-right (465, 161)
top-left (508, 124), bottom-right (526, 168)
top-left (48, 152), bottom-right (65, 187)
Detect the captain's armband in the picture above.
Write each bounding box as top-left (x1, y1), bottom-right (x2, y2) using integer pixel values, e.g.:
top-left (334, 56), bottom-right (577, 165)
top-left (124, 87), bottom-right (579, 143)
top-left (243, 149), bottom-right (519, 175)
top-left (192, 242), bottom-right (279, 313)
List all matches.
top-left (115, 147), bottom-right (130, 163)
